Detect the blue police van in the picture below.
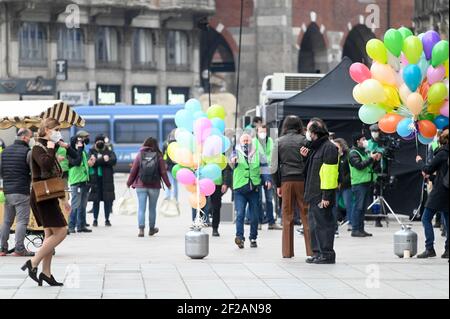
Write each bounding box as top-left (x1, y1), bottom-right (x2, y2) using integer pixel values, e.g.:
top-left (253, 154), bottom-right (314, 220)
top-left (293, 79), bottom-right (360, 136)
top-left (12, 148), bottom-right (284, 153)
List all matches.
top-left (63, 105), bottom-right (183, 172)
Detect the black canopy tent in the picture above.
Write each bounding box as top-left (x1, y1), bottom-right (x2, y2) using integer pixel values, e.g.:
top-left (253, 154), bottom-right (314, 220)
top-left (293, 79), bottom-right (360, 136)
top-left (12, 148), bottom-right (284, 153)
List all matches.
top-left (265, 57), bottom-right (427, 216)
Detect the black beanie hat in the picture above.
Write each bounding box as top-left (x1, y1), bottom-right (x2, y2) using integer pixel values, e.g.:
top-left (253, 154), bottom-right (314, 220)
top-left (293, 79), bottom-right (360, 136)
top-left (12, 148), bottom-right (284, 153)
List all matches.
top-left (352, 132), bottom-right (365, 146)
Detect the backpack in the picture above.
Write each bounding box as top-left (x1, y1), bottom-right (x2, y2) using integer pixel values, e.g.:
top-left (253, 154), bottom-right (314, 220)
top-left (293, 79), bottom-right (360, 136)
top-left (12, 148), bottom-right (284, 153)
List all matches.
top-left (139, 151), bottom-right (160, 184)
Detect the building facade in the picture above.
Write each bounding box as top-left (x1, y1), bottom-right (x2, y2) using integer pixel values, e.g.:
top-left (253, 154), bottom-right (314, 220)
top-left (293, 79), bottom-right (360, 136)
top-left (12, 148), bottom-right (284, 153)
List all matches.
top-left (413, 0), bottom-right (449, 39)
top-left (0, 0), bottom-right (215, 105)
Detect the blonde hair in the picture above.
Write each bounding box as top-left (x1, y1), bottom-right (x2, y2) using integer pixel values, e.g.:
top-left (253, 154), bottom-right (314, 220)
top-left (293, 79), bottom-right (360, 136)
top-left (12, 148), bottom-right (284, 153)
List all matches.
top-left (38, 118), bottom-right (60, 137)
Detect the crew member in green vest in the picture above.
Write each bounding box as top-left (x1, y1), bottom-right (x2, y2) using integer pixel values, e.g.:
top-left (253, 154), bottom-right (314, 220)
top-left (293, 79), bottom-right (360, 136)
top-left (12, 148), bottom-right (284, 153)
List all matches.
top-left (254, 124), bottom-right (281, 230)
top-left (230, 132), bottom-right (272, 249)
top-left (68, 130), bottom-right (96, 234)
top-left (349, 132), bottom-right (381, 238)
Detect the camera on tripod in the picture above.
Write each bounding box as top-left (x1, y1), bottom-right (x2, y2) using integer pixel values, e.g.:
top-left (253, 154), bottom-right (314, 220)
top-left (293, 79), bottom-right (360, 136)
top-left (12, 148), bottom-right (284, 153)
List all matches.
top-left (379, 135), bottom-right (401, 160)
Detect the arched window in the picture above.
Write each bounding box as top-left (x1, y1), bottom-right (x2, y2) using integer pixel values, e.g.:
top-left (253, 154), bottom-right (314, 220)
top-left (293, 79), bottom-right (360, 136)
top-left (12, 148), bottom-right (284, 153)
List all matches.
top-left (96, 27), bottom-right (120, 63)
top-left (342, 25), bottom-right (376, 66)
top-left (298, 23), bottom-right (327, 73)
top-left (133, 29), bottom-right (156, 67)
top-left (167, 30), bottom-right (189, 66)
top-left (58, 26), bottom-right (84, 63)
top-left (19, 22), bottom-right (47, 65)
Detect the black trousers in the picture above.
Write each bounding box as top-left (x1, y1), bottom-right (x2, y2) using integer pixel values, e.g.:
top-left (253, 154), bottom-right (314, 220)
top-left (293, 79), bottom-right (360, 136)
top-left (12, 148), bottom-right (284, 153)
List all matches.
top-left (308, 200), bottom-right (336, 260)
top-left (209, 185), bottom-right (223, 230)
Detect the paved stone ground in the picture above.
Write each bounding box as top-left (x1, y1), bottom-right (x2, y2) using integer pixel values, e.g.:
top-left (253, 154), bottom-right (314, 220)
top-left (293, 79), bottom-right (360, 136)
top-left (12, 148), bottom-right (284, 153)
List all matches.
top-left (0, 175), bottom-right (448, 299)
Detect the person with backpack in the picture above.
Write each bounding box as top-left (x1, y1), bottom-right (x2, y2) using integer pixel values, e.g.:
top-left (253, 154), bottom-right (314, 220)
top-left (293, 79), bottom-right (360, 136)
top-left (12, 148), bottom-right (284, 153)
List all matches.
top-left (127, 137), bottom-right (171, 238)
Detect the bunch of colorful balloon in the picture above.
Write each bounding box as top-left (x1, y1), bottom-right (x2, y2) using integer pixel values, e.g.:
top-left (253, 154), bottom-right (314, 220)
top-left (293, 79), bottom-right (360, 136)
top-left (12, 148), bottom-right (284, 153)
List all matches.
top-left (350, 27), bottom-right (449, 144)
top-left (167, 99), bottom-right (230, 218)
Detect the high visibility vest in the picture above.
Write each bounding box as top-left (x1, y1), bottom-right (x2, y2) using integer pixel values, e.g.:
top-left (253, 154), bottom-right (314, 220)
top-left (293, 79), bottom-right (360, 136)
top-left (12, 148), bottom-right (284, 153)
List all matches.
top-left (233, 150), bottom-right (261, 190)
top-left (349, 149), bottom-right (375, 186)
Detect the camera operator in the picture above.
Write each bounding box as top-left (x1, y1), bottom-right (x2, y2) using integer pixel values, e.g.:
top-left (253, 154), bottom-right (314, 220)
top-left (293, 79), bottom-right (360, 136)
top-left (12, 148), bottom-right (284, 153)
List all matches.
top-left (367, 124), bottom-right (387, 228)
top-left (349, 132), bottom-right (381, 238)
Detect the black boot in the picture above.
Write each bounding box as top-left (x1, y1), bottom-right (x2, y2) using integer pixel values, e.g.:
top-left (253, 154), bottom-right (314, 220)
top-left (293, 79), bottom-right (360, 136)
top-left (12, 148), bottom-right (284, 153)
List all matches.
top-left (212, 228), bottom-right (220, 237)
top-left (417, 248), bottom-right (437, 259)
top-left (442, 250), bottom-right (449, 259)
top-left (375, 219), bottom-right (383, 228)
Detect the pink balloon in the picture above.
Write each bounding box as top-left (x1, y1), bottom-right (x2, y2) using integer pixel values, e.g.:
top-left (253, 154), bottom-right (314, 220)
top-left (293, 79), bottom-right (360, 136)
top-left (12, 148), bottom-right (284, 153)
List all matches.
top-left (400, 53), bottom-right (409, 67)
top-left (176, 168), bottom-right (196, 185)
top-left (199, 179), bottom-right (216, 197)
top-left (194, 118), bottom-right (212, 143)
top-left (427, 65), bottom-right (446, 85)
top-left (440, 100), bottom-right (449, 117)
top-left (349, 63), bottom-right (372, 83)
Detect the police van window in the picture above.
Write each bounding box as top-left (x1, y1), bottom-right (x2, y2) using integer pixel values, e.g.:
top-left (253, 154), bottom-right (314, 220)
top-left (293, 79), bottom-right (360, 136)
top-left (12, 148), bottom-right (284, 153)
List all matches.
top-left (114, 119), bottom-right (159, 144)
top-left (162, 119), bottom-right (176, 141)
top-left (76, 120), bottom-right (110, 141)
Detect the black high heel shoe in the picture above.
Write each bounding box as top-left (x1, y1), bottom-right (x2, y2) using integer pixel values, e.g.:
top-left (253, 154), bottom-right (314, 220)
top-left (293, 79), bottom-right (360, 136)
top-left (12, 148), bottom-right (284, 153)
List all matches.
top-left (21, 260), bottom-right (39, 284)
top-left (38, 273), bottom-right (64, 287)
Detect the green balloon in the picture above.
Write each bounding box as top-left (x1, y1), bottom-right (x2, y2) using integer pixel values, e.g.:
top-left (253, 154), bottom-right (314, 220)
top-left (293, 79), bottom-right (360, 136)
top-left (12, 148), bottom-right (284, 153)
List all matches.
top-left (0, 191), bottom-right (5, 204)
top-left (432, 40), bottom-right (449, 67)
top-left (359, 104), bottom-right (386, 125)
top-left (428, 83), bottom-right (448, 105)
top-left (403, 36), bottom-right (423, 65)
top-left (419, 113), bottom-right (436, 121)
top-left (172, 164), bottom-right (183, 179)
top-left (398, 27), bottom-right (413, 41)
top-left (384, 29), bottom-right (403, 57)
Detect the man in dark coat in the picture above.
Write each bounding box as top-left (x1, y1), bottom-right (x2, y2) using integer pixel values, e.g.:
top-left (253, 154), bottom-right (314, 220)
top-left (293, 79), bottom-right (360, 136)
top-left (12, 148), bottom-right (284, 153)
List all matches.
top-left (88, 135), bottom-right (117, 227)
top-left (416, 127), bottom-right (449, 259)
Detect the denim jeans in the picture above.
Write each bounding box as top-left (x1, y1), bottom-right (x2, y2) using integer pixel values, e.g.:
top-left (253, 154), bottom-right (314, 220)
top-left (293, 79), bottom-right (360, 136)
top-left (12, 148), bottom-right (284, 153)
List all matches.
top-left (422, 208), bottom-right (449, 251)
top-left (351, 184), bottom-right (372, 233)
top-left (333, 188), bottom-right (354, 229)
top-left (136, 188), bottom-right (160, 230)
top-left (93, 201), bottom-right (113, 222)
top-left (0, 194), bottom-right (30, 253)
top-left (69, 183), bottom-right (90, 230)
top-left (235, 185), bottom-right (259, 241)
top-left (164, 174), bottom-right (178, 201)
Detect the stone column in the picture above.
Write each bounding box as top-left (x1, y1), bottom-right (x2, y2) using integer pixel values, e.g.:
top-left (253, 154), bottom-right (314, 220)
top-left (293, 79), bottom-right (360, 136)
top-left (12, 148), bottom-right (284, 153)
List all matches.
top-left (85, 24), bottom-right (97, 103)
top-left (122, 26), bottom-right (132, 104)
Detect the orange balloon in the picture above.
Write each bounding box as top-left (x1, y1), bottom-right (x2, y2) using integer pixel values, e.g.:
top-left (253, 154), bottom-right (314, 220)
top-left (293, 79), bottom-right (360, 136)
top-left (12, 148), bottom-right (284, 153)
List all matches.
top-left (379, 114), bottom-right (404, 134)
top-left (419, 80), bottom-right (430, 100)
top-left (186, 184), bottom-right (197, 193)
top-left (418, 120), bottom-right (437, 139)
top-left (189, 193), bottom-right (207, 209)
top-left (176, 148), bottom-right (194, 168)
top-left (371, 62), bottom-right (397, 86)
top-left (406, 93), bottom-right (424, 116)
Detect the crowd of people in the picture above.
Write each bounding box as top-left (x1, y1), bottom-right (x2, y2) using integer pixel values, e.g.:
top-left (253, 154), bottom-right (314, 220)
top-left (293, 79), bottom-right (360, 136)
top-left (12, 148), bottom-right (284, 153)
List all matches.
top-left (0, 114), bottom-right (448, 286)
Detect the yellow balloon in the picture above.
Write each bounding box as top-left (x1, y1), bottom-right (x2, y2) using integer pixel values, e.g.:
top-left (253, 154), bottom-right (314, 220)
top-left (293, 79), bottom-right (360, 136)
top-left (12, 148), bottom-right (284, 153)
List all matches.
top-left (366, 39), bottom-right (388, 64)
top-left (428, 102), bottom-right (444, 115)
top-left (357, 79), bottom-right (387, 104)
top-left (167, 142), bottom-right (180, 162)
top-left (383, 85), bottom-right (401, 108)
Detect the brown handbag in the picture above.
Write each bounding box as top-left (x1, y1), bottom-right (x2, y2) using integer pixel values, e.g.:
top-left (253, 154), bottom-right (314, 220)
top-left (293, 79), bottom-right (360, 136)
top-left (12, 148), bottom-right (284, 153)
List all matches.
top-left (33, 177), bottom-right (66, 203)
top-left (32, 142), bottom-right (66, 203)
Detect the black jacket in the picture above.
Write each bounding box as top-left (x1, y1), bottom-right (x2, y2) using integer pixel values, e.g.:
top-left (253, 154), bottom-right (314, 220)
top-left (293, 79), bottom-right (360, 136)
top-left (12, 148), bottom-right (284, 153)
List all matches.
top-left (349, 146), bottom-right (376, 185)
top-left (271, 130), bottom-right (307, 188)
top-left (88, 146), bottom-right (117, 203)
top-left (338, 151), bottom-right (352, 190)
top-left (304, 136), bottom-right (339, 204)
top-left (419, 144), bottom-right (449, 213)
top-left (222, 164), bottom-right (233, 187)
top-left (1, 140), bottom-right (31, 195)
top-left (68, 136), bottom-right (85, 168)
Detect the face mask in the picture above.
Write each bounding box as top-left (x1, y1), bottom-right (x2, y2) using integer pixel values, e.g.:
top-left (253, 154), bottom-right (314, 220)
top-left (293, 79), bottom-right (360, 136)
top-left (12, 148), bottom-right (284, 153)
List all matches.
top-left (371, 132), bottom-right (380, 140)
top-left (242, 144), bottom-right (249, 155)
top-left (96, 142), bottom-right (105, 150)
top-left (306, 131), bottom-right (312, 142)
top-left (104, 137), bottom-right (110, 144)
top-left (258, 133), bottom-right (267, 140)
top-left (50, 131), bottom-right (62, 143)
top-left (362, 140), bottom-right (369, 149)
top-left (28, 138), bottom-right (36, 148)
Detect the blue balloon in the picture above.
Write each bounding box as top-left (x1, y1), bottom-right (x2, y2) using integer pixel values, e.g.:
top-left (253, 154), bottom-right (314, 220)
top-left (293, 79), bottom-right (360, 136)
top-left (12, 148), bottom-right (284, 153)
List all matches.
top-left (210, 128), bottom-right (223, 136)
top-left (418, 134), bottom-right (434, 145)
top-left (397, 118), bottom-right (415, 138)
top-left (200, 164), bottom-right (222, 180)
top-left (434, 115), bottom-right (449, 130)
top-left (403, 64), bottom-right (422, 92)
top-left (211, 118), bottom-right (225, 133)
top-left (221, 136), bottom-right (231, 153)
top-left (417, 53), bottom-right (430, 81)
top-left (175, 109), bottom-right (194, 132)
top-left (193, 111), bottom-right (207, 120)
top-left (185, 99), bottom-right (202, 113)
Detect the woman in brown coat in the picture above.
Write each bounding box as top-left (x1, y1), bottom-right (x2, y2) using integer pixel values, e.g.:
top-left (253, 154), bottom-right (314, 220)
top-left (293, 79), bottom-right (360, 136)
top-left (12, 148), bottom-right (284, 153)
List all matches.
top-left (21, 118), bottom-right (67, 286)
